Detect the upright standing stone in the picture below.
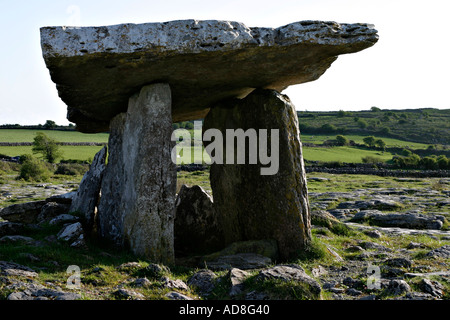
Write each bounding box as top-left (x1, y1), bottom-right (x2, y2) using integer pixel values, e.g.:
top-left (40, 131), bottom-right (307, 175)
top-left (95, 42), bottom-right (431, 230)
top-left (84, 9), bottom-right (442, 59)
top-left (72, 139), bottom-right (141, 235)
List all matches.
top-left (69, 146), bottom-right (107, 232)
top-left (97, 83), bottom-right (176, 263)
top-left (203, 89), bottom-right (311, 260)
top-left (96, 113), bottom-right (126, 246)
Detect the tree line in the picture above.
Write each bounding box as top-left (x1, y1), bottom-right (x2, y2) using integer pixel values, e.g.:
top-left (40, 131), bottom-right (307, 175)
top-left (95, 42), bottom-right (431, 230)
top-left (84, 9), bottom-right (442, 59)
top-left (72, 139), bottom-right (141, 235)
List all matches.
top-left (2, 120), bottom-right (197, 132)
top-left (1, 120), bottom-right (75, 130)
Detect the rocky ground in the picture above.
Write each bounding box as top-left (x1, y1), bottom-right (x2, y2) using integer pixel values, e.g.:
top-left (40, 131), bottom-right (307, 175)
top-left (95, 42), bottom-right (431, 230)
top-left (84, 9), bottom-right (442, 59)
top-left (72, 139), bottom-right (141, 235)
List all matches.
top-left (0, 171), bottom-right (449, 300)
top-left (306, 175), bottom-right (450, 300)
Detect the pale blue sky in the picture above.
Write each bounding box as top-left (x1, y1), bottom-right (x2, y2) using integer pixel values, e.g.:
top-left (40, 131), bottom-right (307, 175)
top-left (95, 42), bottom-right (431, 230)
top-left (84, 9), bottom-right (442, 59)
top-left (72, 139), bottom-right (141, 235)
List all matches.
top-left (1, 0), bottom-right (449, 125)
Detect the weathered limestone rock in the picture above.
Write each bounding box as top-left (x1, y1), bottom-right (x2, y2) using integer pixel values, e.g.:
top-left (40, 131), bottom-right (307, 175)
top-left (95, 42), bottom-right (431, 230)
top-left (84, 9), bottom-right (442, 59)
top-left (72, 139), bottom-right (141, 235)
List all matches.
top-left (311, 210), bottom-right (350, 233)
top-left (204, 253), bottom-right (273, 271)
top-left (40, 19), bottom-right (378, 132)
top-left (351, 211), bottom-right (444, 230)
top-left (385, 279), bottom-right (411, 296)
top-left (0, 261), bottom-right (39, 278)
top-left (96, 114), bottom-right (126, 246)
top-left (49, 214), bottom-right (79, 226)
top-left (69, 146), bottom-right (107, 231)
top-left (0, 235), bottom-right (36, 245)
top-left (57, 222), bottom-right (84, 242)
top-left (425, 245), bottom-right (450, 259)
top-left (256, 265), bottom-right (322, 299)
top-left (0, 201), bottom-right (47, 224)
top-left (0, 221), bottom-right (25, 237)
top-left (46, 191), bottom-right (77, 204)
top-left (187, 269), bottom-right (217, 295)
top-left (7, 285), bottom-right (81, 300)
top-left (421, 278), bottom-right (444, 298)
top-left (228, 268), bottom-right (250, 297)
top-left (203, 89), bottom-right (311, 260)
top-left (97, 83), bottom-right (176, 263)
top-left (38, 202), bottom-right (71, 223)
top-left (174, 184), bottom-right (223, 255)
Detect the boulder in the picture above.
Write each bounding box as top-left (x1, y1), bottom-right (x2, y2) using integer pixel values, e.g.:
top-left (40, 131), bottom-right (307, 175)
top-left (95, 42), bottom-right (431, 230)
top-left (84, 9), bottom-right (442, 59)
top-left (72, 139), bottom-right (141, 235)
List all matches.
top-left (46, 191), bottom-right (77, 204)
top-left (97, 84), bottom-right (176, 264)
top-left (425, 245), bottom-right (450, 259)
top-left (421, 279), bottom-right (444, 298)
top-left (165, 292), bottom-right (194, 300)
top-left (38, 201), bottom-right (71, 223)
top-left (0, 201), bottom-right (47, 224)
top-left (0, 261), bottom-right (39, 278)
top-left (384, 257), bottom-right (412, 268)
top-left (132, 278), bottom-right (151, 288)
top-left (0, 235), bottom-right (36, 244)
top-left (187, 269), bottom-right (217, 295)
top-left (311, 210), bottom-right (350, 234)
top-left (161, 277), bottom-right (190, 292)
top-left (338, 200), bottom-right (402, 211)
top-left (228, 268), bottom-right (250, 297)
top-left (8, 287), bottom-right (81, 300)
top-left (69, 146), bottom-right (107, 231)
top-left (174, 184), bottom-right (223, 255)
top-left (385, 279), bottom-right (411, 296)
top-left (40, 19), bottom-right (378, 132)
top-left (112, 288), bottom-right (145, 300)
top-left (204, 253), bottom-right (272, 271)
top-left (70, 234), bottom-right (86, 248)
top-left (0, 221), bottom-right (25, 237)
top-left (255, 265), bottom-right (322, 299)
top-left (57, 222), bottom-right (84, 242)
top-left (203, 89), bottom-right (311, 260)
top-left (351, 211), bottom-right (443, 230)
top-left (256, 264), bottom-right (306, 282)
top-left (49, 214), bottom-right (79, 226)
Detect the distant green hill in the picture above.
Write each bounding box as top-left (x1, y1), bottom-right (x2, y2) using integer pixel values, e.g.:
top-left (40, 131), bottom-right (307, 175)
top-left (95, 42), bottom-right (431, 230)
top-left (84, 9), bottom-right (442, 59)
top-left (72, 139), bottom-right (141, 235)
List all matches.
top-left (297, 108), bottom-right (450, 145)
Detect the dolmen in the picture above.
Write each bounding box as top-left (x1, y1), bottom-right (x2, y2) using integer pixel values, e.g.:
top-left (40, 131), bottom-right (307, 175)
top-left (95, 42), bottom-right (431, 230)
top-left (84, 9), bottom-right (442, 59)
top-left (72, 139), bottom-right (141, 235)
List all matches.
top-left (40, 19), bottom-right (378, 263)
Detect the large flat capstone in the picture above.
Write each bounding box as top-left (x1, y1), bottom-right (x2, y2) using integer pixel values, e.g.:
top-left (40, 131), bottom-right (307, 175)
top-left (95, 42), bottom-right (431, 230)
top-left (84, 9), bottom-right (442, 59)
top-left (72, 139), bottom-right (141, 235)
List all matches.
top-left (40, 19), bottom-right (378, 132)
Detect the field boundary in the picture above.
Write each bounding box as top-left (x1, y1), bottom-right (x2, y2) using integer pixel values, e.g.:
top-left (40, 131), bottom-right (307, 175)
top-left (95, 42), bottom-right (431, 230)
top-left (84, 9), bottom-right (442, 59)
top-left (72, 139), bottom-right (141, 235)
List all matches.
top-left (0, 142), bottom-right (107, 146)
top-left (305, 166), bottom-right (450, 178)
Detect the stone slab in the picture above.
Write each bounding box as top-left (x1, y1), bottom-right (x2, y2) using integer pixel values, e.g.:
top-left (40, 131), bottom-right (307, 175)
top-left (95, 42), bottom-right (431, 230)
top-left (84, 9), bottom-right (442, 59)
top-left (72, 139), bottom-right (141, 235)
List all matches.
top-left (69, 146), bottom-right (107, 231)
top-left (40, 19), bottom-right (378, 132)
top-left (203, 89), bottom-right (311, 260)
top-left (97, 83), bottom-right (176, 263)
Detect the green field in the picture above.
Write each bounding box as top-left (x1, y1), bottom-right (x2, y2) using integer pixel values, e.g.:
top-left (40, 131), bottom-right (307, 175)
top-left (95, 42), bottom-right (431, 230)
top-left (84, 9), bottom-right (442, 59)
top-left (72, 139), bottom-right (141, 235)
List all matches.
top-left (0, 129), bottom-right (109, 143)
top-left (301, 134), bottom-right (430, 149)
top-left (0, 145), bottom-right (105, 162)
top-left (302, 146), bottom-right (393, 163)
top-left (0, 128), bottom-right (442, 164)
top-left (297, 108), bottom-right (450, 145)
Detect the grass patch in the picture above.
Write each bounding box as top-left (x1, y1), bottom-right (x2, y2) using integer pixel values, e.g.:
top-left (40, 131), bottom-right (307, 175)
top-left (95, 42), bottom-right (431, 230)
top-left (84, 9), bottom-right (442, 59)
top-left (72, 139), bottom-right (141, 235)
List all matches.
top-left (301, 134), bottom-right (431, 149)
top-left (243, 276), bottom-right (321, 300)
top-left (177, 169), bottom-right (211, 193)
top-left (302, 146), bottom-right (393, 164)
top-left (0, 129), bottom-right (109, 143)
top-left (0, 145), bottom-right (104, 162)
top-left (296, 236), bottom-right (331, 263)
